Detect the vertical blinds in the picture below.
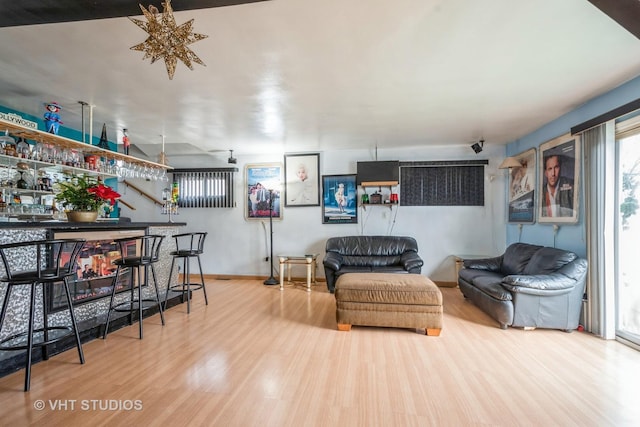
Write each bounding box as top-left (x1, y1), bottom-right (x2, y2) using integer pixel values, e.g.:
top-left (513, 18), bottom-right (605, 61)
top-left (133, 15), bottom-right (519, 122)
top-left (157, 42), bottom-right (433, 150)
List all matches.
top-left (399, 160), bottom-right (488, 206)
top-left (171, 168), bottom-right (237, 208)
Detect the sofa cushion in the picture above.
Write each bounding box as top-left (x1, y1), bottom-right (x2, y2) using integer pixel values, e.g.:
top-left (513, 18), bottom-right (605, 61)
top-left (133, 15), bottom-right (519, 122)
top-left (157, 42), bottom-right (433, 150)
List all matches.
top-left (501, 243), bottom-right (542, 275)
top-left (523, 247), bottom-right (577, 275)
top-left (326, 236), bottom-right (418, 257)
top-left (472, 275), bottom-right (513, 301)
top-left (459, 268), bottom-right (503, 284)
top-left (338, 266), bottom-right (373, 274)
top-left (371, 266), bottom-right (408, 273)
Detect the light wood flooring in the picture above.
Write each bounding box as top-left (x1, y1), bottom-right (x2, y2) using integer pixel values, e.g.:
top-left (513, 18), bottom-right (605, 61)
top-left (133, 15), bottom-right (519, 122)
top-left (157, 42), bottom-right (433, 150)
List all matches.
top-left (0, 278), bottom-right (639, 426)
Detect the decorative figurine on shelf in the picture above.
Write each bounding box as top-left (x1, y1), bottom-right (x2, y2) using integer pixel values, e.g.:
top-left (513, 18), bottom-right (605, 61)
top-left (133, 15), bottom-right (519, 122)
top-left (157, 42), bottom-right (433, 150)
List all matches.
top-left (122, 128), bottom-right (130, 155)
top-left (97, 123), bottom-right (110, 149)
top-left (44, 102), bottom-right (63, 134)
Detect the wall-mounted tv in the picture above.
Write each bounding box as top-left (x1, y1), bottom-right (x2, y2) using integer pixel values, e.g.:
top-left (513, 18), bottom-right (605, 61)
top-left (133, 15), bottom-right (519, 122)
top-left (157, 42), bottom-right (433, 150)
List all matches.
top-left (356, 161), bottom-right (399, 185)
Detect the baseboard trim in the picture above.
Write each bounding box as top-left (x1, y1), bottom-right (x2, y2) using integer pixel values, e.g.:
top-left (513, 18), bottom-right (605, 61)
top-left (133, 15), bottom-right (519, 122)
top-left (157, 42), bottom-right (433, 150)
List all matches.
top-left (434, 281), bottom-right (458, 288)
top-left (183, 274), bottom-right (327, 283)
top-left (186, 274), bottom-right (450, 287)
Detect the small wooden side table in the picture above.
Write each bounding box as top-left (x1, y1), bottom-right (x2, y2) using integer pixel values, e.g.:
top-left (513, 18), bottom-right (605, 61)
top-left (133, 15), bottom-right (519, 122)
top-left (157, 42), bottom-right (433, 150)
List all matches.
top-left (278, 254), bottom-right (318, 292)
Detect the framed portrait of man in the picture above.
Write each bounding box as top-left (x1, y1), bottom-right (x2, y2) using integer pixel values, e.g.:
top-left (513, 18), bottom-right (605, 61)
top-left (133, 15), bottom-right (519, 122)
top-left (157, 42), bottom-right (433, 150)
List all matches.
top-left (284, 153), bottom-right (320, 207)
top-left (508, 148), bottom-right (536, 223)
top-left (538, 133), bottom-right (580, 224)
top-left (245, 163), bottom-right (283, 221)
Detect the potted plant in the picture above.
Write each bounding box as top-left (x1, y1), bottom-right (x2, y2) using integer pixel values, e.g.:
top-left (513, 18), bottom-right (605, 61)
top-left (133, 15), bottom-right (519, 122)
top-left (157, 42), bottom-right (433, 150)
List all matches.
top-left (55, 175), bottom-right (121, 222)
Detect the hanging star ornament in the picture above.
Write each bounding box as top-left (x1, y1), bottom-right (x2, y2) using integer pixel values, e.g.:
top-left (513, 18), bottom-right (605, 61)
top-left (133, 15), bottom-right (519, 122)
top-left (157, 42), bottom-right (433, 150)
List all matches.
top-left (129, 1), bottom-right (208, 80)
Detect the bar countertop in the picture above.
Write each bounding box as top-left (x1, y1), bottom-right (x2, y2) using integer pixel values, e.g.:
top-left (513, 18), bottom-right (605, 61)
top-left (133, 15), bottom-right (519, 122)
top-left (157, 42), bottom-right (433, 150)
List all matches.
top-left (0, 220), bottom-right (187, 229)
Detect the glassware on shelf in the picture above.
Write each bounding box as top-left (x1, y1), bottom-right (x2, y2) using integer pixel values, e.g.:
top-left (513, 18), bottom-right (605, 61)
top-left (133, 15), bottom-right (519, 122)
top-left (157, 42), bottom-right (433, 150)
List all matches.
top-left (17, 171), bottom-right (29, 189)
top-left (0, 130), bottom-right (15, 155)
top-left (16, 138), bottom-right (31, 159)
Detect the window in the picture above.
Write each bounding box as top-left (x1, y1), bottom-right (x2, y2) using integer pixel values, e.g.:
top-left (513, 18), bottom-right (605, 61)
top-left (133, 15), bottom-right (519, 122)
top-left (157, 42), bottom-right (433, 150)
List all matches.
top-left (171, 168), bottom-right (237, 208)
top-left (399, 160), bottom-right (487, 206)
top-left (615, 115), bottom-right (640, 346)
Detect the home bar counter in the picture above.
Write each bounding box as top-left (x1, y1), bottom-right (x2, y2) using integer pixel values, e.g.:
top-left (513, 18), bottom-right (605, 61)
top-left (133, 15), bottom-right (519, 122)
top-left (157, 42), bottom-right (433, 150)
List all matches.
top-left (0, 220), bottom-right (186, 376)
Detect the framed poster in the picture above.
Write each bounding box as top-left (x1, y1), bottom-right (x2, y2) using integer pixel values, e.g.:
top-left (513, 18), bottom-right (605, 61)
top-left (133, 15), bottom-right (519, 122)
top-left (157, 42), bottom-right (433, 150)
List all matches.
top-left (284, 153), bottom-right (320, 207)
top-left (538, 133), bottom-right (580, 224)
top-left (508, 148), bottom-right (536, 223)
top-left (245, 163), bottom-right (282, 220)
top-left (322, 174), bottom-right (357, 224)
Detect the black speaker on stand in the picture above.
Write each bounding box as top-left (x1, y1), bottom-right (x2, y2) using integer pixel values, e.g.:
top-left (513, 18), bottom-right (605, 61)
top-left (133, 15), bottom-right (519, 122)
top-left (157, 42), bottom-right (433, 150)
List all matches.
top-left (264, 189), bottom-right (278, 286)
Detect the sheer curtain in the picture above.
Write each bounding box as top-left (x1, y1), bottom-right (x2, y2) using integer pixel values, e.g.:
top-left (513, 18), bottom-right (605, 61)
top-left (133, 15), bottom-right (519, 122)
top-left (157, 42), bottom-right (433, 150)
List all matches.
top-left (582, 122), bottom-right (616, 338)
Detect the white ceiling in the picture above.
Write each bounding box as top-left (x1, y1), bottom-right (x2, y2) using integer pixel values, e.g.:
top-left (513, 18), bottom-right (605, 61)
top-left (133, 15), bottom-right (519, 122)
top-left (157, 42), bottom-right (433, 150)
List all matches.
top-left (1, 0), bottom-right (640, 164)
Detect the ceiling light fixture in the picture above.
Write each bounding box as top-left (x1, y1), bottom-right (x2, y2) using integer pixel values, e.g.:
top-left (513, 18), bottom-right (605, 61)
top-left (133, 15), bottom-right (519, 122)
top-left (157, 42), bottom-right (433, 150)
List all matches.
top-left (498, 157), bottom-right (522, 169)
top-left (129, 0), bottom-right (208, 80)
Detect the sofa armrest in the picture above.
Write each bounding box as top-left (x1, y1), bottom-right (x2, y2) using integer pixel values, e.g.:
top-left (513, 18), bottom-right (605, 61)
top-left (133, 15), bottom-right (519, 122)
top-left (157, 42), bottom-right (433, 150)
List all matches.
top-left (401, 252), bottom-right (423, 271)
top-left (463, 255), bottom-right (502, 272)
top-left (323, 252), bottom-right (344, 271)
top-left (501, 273), bottom-right (576, 295)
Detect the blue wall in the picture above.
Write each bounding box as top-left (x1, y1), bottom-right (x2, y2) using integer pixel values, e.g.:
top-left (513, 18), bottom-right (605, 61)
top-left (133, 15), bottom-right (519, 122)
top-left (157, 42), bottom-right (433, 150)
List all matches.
top-left (505, 75), bottom-right (640, 257)
top-left (0, 105), bottom-right (116, 150)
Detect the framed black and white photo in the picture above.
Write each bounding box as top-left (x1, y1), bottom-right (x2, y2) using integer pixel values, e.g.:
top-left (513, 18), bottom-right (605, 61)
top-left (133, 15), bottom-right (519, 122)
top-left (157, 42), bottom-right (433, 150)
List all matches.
top-left (538, 133), bottom-right (580, 224)
top-left (508, 148), bottom-right (536, 223)
top-left (245, 163), bottom-right (282, 221)
top-left (284, 153), bottom-right (320, 207)
top-left (322, 174), bottom-right (357, 224)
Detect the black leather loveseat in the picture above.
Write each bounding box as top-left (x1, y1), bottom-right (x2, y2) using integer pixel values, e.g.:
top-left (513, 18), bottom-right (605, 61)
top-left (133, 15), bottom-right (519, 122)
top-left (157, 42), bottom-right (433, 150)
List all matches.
top-left (458, 242), bottom-right (587, 331)
top-left (323, 235), bottom-right (423, 293)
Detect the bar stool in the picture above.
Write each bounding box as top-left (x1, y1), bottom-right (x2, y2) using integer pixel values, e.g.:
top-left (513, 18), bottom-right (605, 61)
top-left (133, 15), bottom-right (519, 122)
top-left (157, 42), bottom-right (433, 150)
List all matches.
top-left (103, 234), bottom-right (165, 339)
top-left (164, 232), bottom-right (208, 314)
top-left (0, 238), bottom-right (86, 392)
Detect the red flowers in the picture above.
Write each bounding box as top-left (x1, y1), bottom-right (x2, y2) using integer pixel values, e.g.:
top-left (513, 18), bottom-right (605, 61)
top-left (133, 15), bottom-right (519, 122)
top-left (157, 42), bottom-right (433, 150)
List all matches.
top-left (88, 184), bottom-right (121, 205)
top-left (55, 175), bottom-right (121, 211)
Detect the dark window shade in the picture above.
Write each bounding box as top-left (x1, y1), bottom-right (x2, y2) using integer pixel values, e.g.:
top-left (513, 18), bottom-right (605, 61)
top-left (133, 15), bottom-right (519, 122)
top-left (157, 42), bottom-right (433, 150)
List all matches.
top-left (171, 168), bottom-right (237, 208)
top-left (399, 161), bottom-right (487, 206)
top-left (571, 98), bottom-right (640, 135)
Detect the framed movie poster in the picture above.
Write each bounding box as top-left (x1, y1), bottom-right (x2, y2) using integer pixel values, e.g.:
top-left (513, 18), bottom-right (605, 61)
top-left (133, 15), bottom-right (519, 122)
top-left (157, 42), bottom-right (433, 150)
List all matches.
top-left (508, 148), bottom-right (536, 223)
top-left (322, 174), bottom-right (357, 224)
top-left (538, 133), bottom-right (580, 224)
top-left (245, 163), bottom-right (283, 220)
top-left (284, 153), bottom-right (320, 207)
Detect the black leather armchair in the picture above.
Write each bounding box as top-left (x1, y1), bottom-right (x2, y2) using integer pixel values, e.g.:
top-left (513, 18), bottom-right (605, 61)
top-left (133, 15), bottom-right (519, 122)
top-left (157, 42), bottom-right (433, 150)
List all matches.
top-left (458, 242), bottom-right (587, 331)
top-left (323, 235), bottom-right (423, 293)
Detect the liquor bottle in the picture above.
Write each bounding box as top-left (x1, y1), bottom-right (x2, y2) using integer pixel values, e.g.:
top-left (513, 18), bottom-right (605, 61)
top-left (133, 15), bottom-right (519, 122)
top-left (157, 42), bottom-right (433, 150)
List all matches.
top-left (171, 182), bottom-right (179, 204)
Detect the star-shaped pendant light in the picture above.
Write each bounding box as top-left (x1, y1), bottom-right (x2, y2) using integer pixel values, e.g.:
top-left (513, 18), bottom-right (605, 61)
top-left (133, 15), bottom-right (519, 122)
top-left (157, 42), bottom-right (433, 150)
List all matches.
top-left (129, 1), bottom-right (208, 80)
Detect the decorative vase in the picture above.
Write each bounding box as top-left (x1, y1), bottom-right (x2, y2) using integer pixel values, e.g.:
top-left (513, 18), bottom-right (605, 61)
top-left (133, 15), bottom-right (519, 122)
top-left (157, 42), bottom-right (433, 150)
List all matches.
top-left (66, 210), bottom-right (99, 223)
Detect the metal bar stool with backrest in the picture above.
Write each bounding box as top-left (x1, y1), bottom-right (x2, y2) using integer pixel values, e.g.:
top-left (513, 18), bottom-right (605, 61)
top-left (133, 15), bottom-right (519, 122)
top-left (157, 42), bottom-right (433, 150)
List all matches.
top-left (164, 232), bottom-right (208, 314)
top-left (0, 238), bottom-right (86, 392)
top-left (103, 234), bottom-right (165, 339)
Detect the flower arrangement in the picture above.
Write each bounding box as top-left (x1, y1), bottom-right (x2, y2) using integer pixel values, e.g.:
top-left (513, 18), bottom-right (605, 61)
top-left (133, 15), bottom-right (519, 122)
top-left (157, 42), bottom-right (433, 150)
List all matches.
top-left (55, 175), bottom-right (121, 212)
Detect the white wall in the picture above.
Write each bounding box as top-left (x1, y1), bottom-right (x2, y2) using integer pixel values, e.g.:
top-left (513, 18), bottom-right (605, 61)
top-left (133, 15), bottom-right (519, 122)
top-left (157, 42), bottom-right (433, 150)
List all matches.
top-left (122, 144), bottom-right (507, 283)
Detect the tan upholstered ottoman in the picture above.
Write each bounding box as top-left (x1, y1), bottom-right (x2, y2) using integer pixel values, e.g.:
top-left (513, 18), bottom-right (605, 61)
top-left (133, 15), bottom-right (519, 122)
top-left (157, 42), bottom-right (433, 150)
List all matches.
top-left (335, 273), bottom-right (443, 336)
